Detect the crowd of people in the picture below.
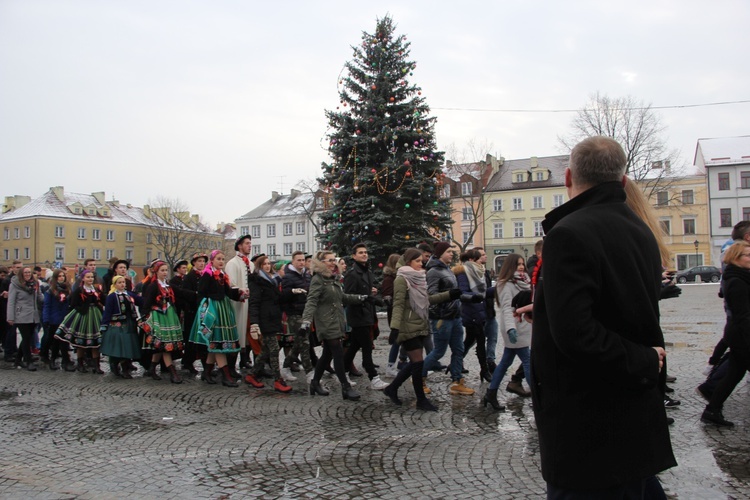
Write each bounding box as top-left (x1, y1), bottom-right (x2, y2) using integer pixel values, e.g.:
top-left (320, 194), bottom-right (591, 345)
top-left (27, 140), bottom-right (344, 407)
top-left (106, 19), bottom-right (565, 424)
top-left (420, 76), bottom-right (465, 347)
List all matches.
top-left (0, 235), bottom-right (543, 411)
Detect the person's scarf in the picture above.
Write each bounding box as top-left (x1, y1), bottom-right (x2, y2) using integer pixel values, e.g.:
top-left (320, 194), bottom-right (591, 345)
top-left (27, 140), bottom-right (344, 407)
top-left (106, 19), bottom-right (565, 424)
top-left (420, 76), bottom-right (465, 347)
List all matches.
top-left (396, 265), bottom-right (430, 321)
top-left (257, 269), bottom-right (276, 285)
top-left (513, 271), bottom-right (531, 289)
top-left (238, 252), bottom-right (251, 270)
top-left (55, 281), bottom-right (70, 302)
top-left (464, 261), bottom-right (487, 296)
top-left (20, 276), bottom-right (37, 294)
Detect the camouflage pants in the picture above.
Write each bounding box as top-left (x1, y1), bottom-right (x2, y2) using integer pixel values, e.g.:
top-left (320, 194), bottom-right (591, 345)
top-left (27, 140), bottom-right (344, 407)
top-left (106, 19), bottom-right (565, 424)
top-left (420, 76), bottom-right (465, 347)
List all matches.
top-left (284, 315), bottom-right (312, 372)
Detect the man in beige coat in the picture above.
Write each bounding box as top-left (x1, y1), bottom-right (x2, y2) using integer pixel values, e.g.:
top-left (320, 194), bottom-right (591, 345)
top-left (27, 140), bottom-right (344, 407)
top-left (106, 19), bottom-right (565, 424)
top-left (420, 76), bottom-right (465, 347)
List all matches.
top-left (225, 234), bottom-right (254, 376)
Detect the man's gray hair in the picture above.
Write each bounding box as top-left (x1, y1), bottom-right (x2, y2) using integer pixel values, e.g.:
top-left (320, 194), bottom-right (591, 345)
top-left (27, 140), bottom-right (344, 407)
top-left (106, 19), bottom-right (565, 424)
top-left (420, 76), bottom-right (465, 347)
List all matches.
top-left (570, 136), bottom-right (627, 186)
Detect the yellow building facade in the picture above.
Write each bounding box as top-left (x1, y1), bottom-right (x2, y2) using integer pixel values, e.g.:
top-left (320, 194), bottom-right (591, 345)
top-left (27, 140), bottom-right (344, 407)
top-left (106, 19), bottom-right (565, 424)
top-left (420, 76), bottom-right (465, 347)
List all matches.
top-left (0, 186), bottom-right (221, 271)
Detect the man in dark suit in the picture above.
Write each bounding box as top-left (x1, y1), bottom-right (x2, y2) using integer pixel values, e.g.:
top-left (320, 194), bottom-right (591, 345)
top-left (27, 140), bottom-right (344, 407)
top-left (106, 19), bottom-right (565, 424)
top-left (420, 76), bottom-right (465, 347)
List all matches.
top-left (531, 136), bottom-right (676, 497)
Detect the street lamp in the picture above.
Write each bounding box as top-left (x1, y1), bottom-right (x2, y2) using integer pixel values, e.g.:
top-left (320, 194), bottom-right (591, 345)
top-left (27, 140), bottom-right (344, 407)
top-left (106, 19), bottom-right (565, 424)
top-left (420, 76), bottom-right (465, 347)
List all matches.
top-left (694, 240), bottom-right (699, 266)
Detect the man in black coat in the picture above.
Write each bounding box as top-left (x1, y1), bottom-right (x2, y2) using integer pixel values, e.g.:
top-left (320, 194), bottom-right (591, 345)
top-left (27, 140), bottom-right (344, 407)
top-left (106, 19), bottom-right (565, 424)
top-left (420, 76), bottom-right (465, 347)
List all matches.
top-left (343, 244), bottom-right (388, 390)
top-left (530, 136), bottom-right (676, 497)
top-left (280, 251), bottom-right (313, 379)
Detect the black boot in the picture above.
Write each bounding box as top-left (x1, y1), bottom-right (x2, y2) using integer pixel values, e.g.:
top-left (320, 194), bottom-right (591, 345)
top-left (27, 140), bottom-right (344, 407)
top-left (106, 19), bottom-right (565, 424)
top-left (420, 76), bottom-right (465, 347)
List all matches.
top-left (481, 388), bottom-right (505, 411)
top-left (226, 353), bottom-right (241, 380)
top-left (239, 348), bottom-right (252, 370)
top-left (220, 365), bottom-right (239, 387)
top-left (384, 362), bottom-right (412, 406)
top-left (341, 383), bottom-right (360, 401)
top-left (412, 361), bottom-right (437, 411)
top-left (310, 379), bottom-right (330, 396)
top-left (110, 360), bottom-right (122, 377)
top-left (146, 363), bottom-right (161, 380)
top-left (90, 358), bottom-right (104, 374)
top-left (201, 363), bottom-right (217, 384)
top-left (76, 357), bottom-right (88, 373)
top-left (120, 361), bottom-right (133, 379)
top-left (168, 364), bottom-right (182, 384)
top-left (701, 408), bottom-right (734, 427)
top-left (61, 350), bottom-right (76, 372)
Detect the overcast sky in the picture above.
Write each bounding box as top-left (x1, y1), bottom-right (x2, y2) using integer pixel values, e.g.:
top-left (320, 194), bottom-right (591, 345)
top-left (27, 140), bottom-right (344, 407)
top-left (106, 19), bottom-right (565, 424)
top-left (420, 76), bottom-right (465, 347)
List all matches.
top-left (1, 0), bottom-right (748, 225)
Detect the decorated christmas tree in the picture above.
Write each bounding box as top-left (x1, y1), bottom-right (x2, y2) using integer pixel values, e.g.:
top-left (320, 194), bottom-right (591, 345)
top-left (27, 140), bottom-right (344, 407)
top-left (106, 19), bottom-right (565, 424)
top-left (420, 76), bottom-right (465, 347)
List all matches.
top-left (318, 15), bottom-right (453, 267)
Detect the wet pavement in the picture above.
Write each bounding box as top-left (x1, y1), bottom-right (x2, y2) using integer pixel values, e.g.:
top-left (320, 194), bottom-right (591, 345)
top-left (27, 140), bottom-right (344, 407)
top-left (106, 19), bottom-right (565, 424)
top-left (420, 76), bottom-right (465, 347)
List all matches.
top-left (1, 283), bottom-right (748, 499)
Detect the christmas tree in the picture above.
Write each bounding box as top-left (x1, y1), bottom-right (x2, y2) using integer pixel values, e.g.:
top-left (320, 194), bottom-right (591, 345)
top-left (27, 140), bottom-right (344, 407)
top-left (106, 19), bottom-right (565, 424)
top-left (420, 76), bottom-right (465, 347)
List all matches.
top-left (318, 15), bottom-right (453, 267)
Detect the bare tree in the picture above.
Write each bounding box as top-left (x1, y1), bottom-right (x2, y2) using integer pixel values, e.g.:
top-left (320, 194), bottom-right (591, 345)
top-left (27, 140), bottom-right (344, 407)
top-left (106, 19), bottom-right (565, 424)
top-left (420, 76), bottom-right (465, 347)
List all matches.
top-left (558, 92), bottom-right (684, 200)
top-left (145, 196), bottom-right (220, 270)
top-left (292, 179), bottom-right (328, 236)
top-left (443, 139), bottom-right (497, 252)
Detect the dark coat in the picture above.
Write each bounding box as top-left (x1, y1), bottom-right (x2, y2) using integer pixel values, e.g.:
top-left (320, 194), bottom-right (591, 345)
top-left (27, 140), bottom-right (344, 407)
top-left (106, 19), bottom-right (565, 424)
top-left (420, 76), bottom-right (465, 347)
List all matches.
top-left (721, 264), bottom-right (750, 357)
top-left (343, 261), bottom-right (377, 328)
top-left (280, 264), bottom-right (311, 316)
top-left (454, 264), bottom-right (486, 326)
top-left (248, 273), bottom-right (285, 335)
top-left (530, 181), bottom-right (676, 490)
top-left (426, 257), bottom-right (461, 320)
top-left (181, 269), bottom-right (202, 333)
top-left (69, 287), bottom-right (105, 315)
top-left (43, 288), bottom-right (71, 325)
top-left (483, 270), bottom-right (496, 319)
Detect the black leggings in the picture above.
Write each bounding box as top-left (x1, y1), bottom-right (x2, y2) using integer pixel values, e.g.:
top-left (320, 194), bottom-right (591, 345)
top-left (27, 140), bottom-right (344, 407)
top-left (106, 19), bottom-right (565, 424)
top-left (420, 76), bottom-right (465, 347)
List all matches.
top-left (16, 323), bottom-right (35, 364)
top-left (314, 338), bottom-right (348, 385)
top-left (707, 348), bottom-right (750, 411)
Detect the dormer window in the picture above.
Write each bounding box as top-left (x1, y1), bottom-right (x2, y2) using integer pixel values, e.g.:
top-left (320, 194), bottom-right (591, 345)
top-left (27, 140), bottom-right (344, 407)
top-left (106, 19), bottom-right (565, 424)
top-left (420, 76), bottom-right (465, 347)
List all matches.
top-left (512, 169), bottom-right (529, 183)
top-left (531, 167), bottom-right (551, 182)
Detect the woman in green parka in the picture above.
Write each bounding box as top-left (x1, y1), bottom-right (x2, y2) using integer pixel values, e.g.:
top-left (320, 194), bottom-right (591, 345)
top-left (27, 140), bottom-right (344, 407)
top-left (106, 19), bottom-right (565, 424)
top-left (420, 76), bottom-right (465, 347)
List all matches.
top-left (384, 248), bottom-right (460, 411)
top-left (300, 251), bottom-right (368, 400)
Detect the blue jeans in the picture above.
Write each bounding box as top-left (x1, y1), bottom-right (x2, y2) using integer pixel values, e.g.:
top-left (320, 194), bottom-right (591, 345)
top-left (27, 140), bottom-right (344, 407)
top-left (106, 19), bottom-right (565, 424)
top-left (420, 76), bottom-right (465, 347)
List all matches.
top-left (484, 317), bottom-right (498, 363)
top-left (423, 318), bottom-right (465, 381)
top-left (489, 346), bottom-right (530, 390)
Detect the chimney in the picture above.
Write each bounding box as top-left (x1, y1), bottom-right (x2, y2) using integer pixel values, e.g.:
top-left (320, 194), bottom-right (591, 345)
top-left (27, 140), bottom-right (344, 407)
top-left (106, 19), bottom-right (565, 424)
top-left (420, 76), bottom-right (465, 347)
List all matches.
top-left (51, 186), bottom-right (65, 202)
top-left (290, 189), bottom-right (300, 200)
top-left (271, 191), bottom-right (281, 202)
top-left (92, 191), bottom-right (105, 205)
top-left (530, 156), bottom-right (539, 168)
top-left (143, 204), bottom-right (151, 217)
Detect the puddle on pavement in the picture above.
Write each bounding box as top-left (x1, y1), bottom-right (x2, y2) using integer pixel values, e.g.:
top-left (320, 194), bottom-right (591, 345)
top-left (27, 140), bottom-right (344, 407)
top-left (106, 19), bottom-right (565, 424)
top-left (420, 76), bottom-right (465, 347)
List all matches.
top-left (0, 390), bottom-right (17, 401)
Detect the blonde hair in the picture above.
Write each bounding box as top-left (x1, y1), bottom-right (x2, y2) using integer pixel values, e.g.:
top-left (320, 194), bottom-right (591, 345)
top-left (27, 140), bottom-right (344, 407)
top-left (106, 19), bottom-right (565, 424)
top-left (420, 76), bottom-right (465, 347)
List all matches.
top-left (624, 177), bottom-right (670, 268)
top-left (109, 275), bottom-right (126, 294)
top-left (724, 241), bottom-right (750, 266)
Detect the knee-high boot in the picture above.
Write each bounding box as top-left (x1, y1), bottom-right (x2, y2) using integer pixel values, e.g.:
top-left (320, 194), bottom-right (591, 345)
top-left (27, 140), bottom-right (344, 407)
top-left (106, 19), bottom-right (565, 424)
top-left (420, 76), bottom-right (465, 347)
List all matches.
top-left (226, 352), bottom-right (240, 380)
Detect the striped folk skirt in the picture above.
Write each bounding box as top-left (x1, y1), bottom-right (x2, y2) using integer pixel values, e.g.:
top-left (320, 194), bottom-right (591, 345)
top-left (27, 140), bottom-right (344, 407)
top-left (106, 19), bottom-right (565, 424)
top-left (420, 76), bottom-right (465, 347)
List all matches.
top-left (55, 307), bottom-right (103, 349)
top-left (144, 307), bottom-right (184, 353)
top-left (189, 297), bottom-right (240, 353)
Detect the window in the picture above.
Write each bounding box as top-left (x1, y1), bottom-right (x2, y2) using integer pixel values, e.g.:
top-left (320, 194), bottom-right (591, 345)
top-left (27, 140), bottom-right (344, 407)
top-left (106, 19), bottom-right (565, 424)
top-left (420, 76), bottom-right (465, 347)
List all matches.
top-left (514, 222), bottom-right (524, 238)
top-left (13, 248), bottom-right (19, 259)
top-left (106, 230), bottom-right (114, 241)
top-left (3, 228), bottom-right (8, 240)
top-left (493, 223), bottom-right (503, 239)
top-left (3, 249), bottom-right (8, 260)
top-left (283, 223), bottom-right (293, 236)
top-left (681, 190), bottom-right (694, 205)
top-left (240, 226), bottom-right (249, 236)
top-left (683, 219), bottom-right (696, 235)
top-left (677, 254), bottom-right (703, 270)
top-left (656, 192), bottom-right (668, 206)
top-left (553, 194), bottom-right (564, 207)
top-left (92, 248), bottom-right (100, 260)
top-left (512, 198), bottom-right (522, 211)
top-left (146, 250), bottom-right (152, 263)
top-left (157, 252), bottom-right (163, 260)
top-left (533, 196), bottom-right (543, 209)
top-left (267, 224), bottom-right (276, 237)
top-left (515, 173), bottom-right (525, 183)
top-left (125, 248), bottom-right (133, 260)
top-left (720, 208), bottom-right (732, 227)
top-left (24, 248), bottom-right (30, 259)
top-left (24, 226), bottom-right (30, 238)
top-left (742, 172), bottom-right (750, 189)
top-left (55, 245), bottom-right (64, 260)
top-left (252, 225), bottom-right (261, 238)
top-left (146, 233), bottom-right (152, 244)
top-left (106, 249), bottom-right (114, 260)
top-left (462, 207), bottom-right (474, 220)
top-left (76, 227), bottom-right (85, 239)
top-left (536, 171), bottom-right (544, 181)
top-left (493, 199), bottom-right (503, 212)
top-left (441, 185), bottom-right (451, 198)
top-left (296, 242), bottom-right (306, 252)
top-left (316, 197), bottom-right (324, 208)
top-left (125, 231), bottom-right (133, 242)
top-left (92, 229), bottom-right (100, 240)
top-left (744, 207), bottom-right (750, 221)
top-left (660, 220), bottom-right (671, 235)
top-left (284, 243), bottom-right (293, 255)
top-left (267, 243), bottom-right (276, 257)
top-left (461, 182), bottom-right (473, 196)
top-left (296, 222), bottom-right (305, 235)
top-left (252, 245), bottom-right (261, 256)
top-left (462, 231), bottom-right (473, 245)
top-left (718, 172), bottom-right (730, 191)
top-left (55, 226), bottom-right (65, 238)
top-left (534, 221), bottom-right (544, 237)
top-left (14, 227), bottom-right (20, 239)
top-left (77, 248), bottom-right (86, 259)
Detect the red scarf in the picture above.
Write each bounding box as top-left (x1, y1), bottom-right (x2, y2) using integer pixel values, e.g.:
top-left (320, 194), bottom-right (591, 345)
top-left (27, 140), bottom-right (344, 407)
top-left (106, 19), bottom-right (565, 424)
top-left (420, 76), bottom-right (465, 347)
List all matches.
top-left (239, 253), bottom-right (251, 270)
top-left (213, 269), bottom-right (230, 287)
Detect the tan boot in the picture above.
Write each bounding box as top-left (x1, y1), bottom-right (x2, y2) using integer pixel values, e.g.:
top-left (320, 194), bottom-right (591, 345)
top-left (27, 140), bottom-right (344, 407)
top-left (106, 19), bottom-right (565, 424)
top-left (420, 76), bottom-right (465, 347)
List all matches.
top-left (506, 380), bottom-right (532, 397)
top-left (423, 380), bottom-right (431, 395)
top-left (449, 378), bottom-right (475, 396)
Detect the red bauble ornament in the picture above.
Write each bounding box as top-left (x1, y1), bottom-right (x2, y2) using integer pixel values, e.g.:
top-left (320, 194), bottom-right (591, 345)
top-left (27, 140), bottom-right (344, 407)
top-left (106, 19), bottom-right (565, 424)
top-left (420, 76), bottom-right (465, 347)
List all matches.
top-left (406, 171), bottom-right (412, 177)
top-left (371, 84), bottom-right (377, 90)
top-left (378, 263), bottom-right (384, 268)
top-left (404, 160), bottom-right (411, 167)
top-left (389, 97), bottom-right (395, 102)
top-left (371, 168), bottom-right (376, 173)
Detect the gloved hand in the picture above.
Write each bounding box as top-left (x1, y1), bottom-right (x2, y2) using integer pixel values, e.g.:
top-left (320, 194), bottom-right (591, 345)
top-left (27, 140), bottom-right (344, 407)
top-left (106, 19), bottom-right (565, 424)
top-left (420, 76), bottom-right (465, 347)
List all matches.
top-left (449, 288), bottom-right (461, 300)
top-left (470, 294), bottom-right (484, 303)
top-left (358, 294), bottom-right (369, 303)
top-left (388, 328), bottom-right (400, 345)
top-left (460, 293), bottom-right (484, 303)
top-left (660, 284), bottom-right (682, 300)
top-left (250, 324), bottom-right (261, 340)
top-left (507, 328), bottom-right (518, 344)
top-left (298, 322), bottom-right (311, 336)
top-left (292, 288), bottom-right (307, 294)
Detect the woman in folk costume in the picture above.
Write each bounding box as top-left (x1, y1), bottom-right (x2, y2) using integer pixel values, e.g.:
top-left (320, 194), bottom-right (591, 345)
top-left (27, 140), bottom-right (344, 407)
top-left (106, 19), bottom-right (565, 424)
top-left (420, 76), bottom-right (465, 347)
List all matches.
top-left (142, 260), bottom-right (191, 384)
top-left (100, 275), bottom-right (143, 379)
top-left (55, 269), bottom-right (106, 373)
top-left (225, 235), bottom-right (253, 376)
top-left (189, 250), bottom-right (248, 387)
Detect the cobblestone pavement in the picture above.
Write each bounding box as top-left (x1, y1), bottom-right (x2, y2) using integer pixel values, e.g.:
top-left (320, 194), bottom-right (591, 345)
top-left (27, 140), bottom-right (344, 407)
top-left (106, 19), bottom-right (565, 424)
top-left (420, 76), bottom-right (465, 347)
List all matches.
top-left (0, 284), bottom-right (748, 499)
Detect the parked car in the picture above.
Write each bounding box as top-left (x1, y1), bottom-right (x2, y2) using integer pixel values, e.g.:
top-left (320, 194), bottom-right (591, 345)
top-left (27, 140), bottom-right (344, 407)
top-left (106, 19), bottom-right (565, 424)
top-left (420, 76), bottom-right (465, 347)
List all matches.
top-left (675, 265), bottom-right (721, 284)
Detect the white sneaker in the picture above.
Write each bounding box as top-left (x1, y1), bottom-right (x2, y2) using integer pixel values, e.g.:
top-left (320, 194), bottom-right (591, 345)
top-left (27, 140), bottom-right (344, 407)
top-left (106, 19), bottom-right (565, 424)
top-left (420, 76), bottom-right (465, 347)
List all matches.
top-left (306, 371), bottom-right (314, 383)
top-left (346, 374), bottom-right (357, 387)
top-left (370, 375), bottom-right (388, 390)
top-left (385, 363), bottom-right (399, 378)
top-left (280, 367), bottom-right (297, 382)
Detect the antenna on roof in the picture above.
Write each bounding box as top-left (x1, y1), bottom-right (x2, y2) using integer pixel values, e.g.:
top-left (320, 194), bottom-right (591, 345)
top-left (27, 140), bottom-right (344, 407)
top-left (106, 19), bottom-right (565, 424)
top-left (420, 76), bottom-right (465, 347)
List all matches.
top-left (276, 176), bottom-right (286, 194)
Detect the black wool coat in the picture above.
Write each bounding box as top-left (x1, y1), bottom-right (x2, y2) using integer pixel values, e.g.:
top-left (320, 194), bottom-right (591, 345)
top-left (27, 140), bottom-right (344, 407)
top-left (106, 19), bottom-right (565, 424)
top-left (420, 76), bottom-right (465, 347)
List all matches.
top-left (248, 273), bottom-right (286, 335)
top-left (343, 262), bottom-right (376, 328)
top-left (530, 181), bottom-right (676, 490)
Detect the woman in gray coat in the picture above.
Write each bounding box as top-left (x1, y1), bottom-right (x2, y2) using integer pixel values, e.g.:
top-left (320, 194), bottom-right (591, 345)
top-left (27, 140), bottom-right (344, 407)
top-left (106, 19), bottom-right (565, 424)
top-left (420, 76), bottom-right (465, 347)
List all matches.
top-left (7, 267), bottom-right (44, 370)
top-left (300, 251), bottom-right (367, 400)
